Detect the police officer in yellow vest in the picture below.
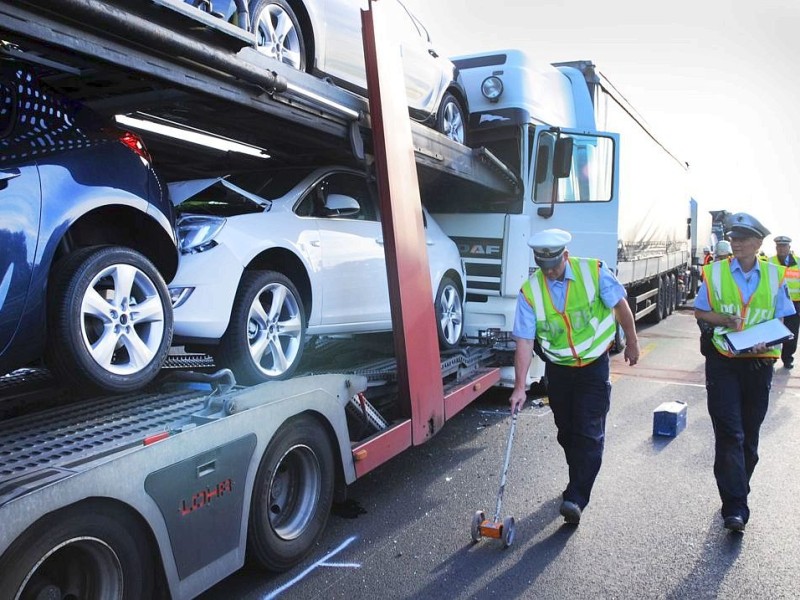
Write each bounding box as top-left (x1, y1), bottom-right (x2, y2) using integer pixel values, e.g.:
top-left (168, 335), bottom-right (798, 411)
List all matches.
top-left (509, 229), bottom-right (639, 525)
top-left (769, 235), bottom-right (800, 368)
top-left (695, 213), bottom-right (795, 533)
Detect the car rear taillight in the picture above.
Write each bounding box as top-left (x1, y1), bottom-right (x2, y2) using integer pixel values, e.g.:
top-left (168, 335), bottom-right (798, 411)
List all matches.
top-left (119, 131), bottom-right (153, 163)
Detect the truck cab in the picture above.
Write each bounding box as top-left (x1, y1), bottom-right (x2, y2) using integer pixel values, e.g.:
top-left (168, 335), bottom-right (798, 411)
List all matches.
top-left (427, 50), bottom-right (620, 386)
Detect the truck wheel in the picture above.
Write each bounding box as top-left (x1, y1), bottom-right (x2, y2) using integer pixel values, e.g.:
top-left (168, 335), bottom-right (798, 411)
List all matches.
top-left (0, 503), bottom-right (154, 600)
top-left (215, 270), bottom-right (306, 385)
top-left (251, 0), bottom-right (307, 71)
top-left (668, 274), bottom-right (677, 314)
top-left (45, 246), bottom-right (173, 394)
top-left (247, 415), bottom-right (335, 572)
top-left (611, 321), bottom-right (626, 354)
top-left (435, 275), bottom-right (464, 349)
top-left (644, 277), bottom-right (664, 324)
top-left (436, 92), bottom-right (467, 144)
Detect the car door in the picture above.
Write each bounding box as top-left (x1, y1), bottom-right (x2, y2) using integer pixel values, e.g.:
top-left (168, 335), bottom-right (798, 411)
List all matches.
top-left (310, 171), bottom-right (389, 326)
top-left (391, 0), bottom-right (443, 115)
top-left (0, 164), bottom-right (41, 355)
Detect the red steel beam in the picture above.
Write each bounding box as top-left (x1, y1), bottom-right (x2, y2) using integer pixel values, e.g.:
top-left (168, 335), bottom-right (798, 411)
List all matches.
top-left (361, 1), bottom-right (445, 445)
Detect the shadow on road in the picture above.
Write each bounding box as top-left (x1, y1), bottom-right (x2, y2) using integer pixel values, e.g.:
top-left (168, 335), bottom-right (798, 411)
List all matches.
top-left (664, 517), bottom-right (743, 599)
top-left (403, 495), bottom-right (576, 600)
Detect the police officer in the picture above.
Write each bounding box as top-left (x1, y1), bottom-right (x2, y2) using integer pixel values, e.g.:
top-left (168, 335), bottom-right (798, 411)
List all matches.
top-left (509, 229), bottom-right (639, 525)
top-left (694, 213), bottom-right (795, 533)
top-left (769, 235), bottom-right (800, 368)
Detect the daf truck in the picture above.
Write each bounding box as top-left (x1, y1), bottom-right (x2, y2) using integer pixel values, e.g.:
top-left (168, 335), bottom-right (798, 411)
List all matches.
top-left (428, 50), bottom-right (695, 386)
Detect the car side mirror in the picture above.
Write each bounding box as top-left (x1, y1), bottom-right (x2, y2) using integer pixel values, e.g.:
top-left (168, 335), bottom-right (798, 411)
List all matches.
top-left (324, 193), bottom-right (361, 217)
top-left (553, 137), bottom-right (574, 178)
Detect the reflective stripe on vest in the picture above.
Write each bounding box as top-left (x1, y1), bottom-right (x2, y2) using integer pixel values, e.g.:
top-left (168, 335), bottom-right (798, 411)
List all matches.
top-left (768, 255), bottom-right (800, 301)
top-left (703, 259), bottom-right (785, 358)
top-left (521, 257), bottom-right (616, 366)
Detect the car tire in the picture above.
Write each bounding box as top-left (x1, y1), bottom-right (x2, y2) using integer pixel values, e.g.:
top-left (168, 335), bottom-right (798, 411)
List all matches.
top-left (435, 275), bottom-right (464, 350)
top-left (250, 0), bottom-right (307, 71)
top-left (45, 245), bottom-right (173, 394)
top-left (247, 415), bottom-right (335, 572)
top-left (215, 270), bottom-right (306, 385)
top-left (436, 91), bottom-right (467, 145)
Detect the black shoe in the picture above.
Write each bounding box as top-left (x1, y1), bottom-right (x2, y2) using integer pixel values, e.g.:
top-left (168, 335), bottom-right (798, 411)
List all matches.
top-left (559, 500), bottom-right (581, 524)
top-left (723, 515), bottom-right (745, 533)
top-left (784, 361), bottom-right (794, 369)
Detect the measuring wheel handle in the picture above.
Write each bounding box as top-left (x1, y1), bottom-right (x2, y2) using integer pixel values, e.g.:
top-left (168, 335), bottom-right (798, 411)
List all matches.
top-left (471, 510), bottom-right (486, 542)
top-left (501, 516), bottom-right (516, 548)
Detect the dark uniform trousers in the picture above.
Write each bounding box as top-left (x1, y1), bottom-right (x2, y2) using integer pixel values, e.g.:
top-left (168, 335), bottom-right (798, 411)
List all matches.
top-left (545, 352), bottom-right (611, 509)
top-left (705, 351), bottom-right (773, 523)
top-left (781, 303), bottom-right (800, 365)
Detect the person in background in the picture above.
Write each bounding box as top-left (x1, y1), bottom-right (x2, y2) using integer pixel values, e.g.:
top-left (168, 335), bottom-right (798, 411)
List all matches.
top-left (714, 240), bottom-right (733, 261)
top-left (694, 213), bottom-right (795, 533)
top-left (769, 235), bottom-right (800, 368)
top-left (509, 228), bottom-right (639, 526)
top-left (702, 246), bottom-right (713, 265)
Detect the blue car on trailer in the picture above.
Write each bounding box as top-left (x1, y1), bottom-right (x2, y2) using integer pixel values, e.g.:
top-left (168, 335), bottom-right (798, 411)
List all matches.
top-left (0, 64), bottom-right (178, 394)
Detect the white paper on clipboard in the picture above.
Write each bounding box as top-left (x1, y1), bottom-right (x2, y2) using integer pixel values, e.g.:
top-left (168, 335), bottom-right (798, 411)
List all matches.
top-left (722, 318), bottom-right (794, 354)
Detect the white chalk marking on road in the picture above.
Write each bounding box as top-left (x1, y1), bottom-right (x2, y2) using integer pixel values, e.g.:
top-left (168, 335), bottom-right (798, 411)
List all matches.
top-left (263, 535), bottom-right (360, 600)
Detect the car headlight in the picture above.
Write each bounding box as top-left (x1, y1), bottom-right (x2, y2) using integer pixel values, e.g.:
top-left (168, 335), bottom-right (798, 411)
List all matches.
top-left (177, 215), bottom-right (226, 254)
top-left (481, 76), bottom-right (503, 102)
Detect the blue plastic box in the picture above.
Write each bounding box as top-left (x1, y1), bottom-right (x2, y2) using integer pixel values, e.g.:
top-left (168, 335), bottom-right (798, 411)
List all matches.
top-left (653, 401), bottom-right (687, 437)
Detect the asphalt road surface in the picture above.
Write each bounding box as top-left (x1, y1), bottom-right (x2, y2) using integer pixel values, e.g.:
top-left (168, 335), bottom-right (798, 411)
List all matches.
top-left (199, 308), bottom-right (800, 600)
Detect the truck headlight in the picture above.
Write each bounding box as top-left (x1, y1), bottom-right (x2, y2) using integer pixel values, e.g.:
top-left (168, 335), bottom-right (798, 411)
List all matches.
top-left (177, 215), bottom-right (226, 254)
top-left (481, 76), bottom-right (503, 102)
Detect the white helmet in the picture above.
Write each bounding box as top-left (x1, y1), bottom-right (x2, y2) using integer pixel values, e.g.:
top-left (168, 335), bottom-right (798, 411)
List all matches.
top-left (703, 246), bottom-right (711, 253)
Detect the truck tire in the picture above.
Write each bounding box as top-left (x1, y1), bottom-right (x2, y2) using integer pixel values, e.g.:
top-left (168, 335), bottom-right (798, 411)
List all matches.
top-left (435, 275), bottom-right (464, 349)
top-left (611, 321), bottom-right (626, 354)
top-left (215, 270), bottom-right (306, 385)
top-left (644, 277), bottom-right (665, 324)
top-left (247, 415), bottom-right (335, 572)
top-left (45, 246), bottom-right (173, 394)
top-left (0, 502), bottom-right (155, 600)
top-left (667, 274), bottom-right (676, 315)
top-left (251, 0), bottom-right (307, 71)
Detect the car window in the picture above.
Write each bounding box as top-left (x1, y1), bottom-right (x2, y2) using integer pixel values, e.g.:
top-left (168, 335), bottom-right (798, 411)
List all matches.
top-left (230, 168), bottom-right (315, 200)
top-left (298, 172), bottom-right (377, 221)
top-left (0, 65), bottom-right (112, 166)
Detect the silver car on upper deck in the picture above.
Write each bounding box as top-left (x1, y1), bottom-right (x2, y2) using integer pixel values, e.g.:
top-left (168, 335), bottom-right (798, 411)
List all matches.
top-left (186, 0), bottom-right (469, 143)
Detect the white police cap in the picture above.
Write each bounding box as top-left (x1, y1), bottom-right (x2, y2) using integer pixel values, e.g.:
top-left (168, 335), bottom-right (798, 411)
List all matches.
top-left (529, 228), bottom-right (571, 268)
top-left (725, 212), bottom-right (770, 239)
top-left (774, 235), bottom-right (792, 244)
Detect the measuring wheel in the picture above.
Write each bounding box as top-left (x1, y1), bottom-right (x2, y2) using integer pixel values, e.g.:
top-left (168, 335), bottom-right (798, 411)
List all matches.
top-left (501, 516), bottom-right (516, 548)
top-left (471, 510), bottom-right (486, 542)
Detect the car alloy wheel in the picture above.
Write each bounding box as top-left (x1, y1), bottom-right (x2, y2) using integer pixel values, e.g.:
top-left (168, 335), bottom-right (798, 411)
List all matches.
top-left (251, 0), bottom-right (306, 71)
top-left (435, 275), bottom-right (464, 349)
top-left (216, 270), bottom-right (306, 384)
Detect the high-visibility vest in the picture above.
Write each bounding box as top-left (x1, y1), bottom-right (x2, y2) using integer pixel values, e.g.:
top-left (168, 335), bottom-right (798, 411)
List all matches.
top-left (520, 257), bottom-right (616, 367)
top-left (769, 255), bottom-right (800, 301)
top-left (702, 259), bottom-right (786, 358)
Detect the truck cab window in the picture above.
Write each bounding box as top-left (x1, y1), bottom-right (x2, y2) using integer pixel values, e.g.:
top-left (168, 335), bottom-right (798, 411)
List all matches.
top-left (533, 131), bottom-right (614, 203)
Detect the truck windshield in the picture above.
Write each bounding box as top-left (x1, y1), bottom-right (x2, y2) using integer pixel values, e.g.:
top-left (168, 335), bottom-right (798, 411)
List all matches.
top-left (532, 129), bottom-right (615, 204)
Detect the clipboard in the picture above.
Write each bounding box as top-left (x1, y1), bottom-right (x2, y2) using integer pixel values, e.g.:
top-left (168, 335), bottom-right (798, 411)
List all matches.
top-left (721, 318), bottom-right (794, 354)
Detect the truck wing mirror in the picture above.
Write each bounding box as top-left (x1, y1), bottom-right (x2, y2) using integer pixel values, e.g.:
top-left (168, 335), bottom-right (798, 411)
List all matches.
top-left (553, 137), bottom-right (574, 178)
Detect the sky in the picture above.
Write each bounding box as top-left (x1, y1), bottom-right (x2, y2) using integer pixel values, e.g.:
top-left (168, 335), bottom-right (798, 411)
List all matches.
top-left (403, 0), bottom-right (800, 252)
